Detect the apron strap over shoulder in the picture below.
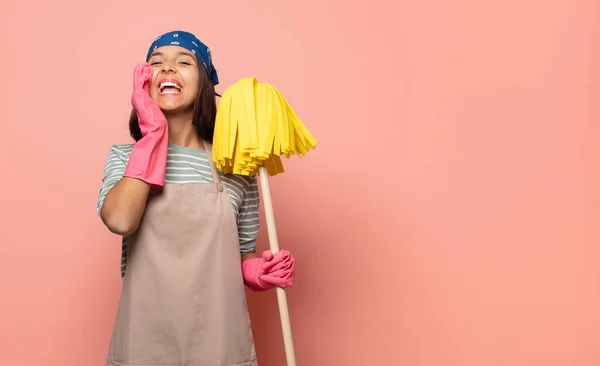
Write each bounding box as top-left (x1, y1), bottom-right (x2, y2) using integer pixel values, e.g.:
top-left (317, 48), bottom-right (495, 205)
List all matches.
top-left (203, 141), bottom-right (224, 189)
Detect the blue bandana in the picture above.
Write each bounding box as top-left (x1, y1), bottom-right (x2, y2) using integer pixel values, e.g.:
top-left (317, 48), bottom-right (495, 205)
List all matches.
top-left (146, 30), bottom-right (219, 86)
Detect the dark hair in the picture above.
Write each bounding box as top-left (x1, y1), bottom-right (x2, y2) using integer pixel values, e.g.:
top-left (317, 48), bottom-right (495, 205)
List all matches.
top-left (128, 61), bottom-right (217, 143)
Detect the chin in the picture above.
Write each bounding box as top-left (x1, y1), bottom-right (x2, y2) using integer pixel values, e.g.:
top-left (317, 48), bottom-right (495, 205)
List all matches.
top-left (159, 103), bottom-right (193, 114)
top-left (157, 100), bottom-right (182, 110)
top-left (159, 104), bottom-right (179, 112)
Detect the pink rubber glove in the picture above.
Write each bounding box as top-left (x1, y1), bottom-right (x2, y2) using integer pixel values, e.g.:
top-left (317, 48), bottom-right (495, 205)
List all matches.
top-left (123, 63), bottom-right (169, 187)
top-left (242, 250), bottom-right (296, 292)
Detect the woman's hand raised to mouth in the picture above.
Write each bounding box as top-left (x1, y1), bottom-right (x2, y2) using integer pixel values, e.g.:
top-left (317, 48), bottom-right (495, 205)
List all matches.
top-left (125, 62), bottom-right (169, 184)
top-left (132, 63), bottom-right (168, 135)
top-left (100, 63), bottom-right (169, 237)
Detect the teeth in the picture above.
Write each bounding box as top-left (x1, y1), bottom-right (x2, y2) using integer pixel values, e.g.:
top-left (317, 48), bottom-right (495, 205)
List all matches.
top-left (159, 81), bottom-right (182, 91)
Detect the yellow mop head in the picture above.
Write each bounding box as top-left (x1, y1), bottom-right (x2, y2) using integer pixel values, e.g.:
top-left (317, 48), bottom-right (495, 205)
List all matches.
top-left (212, 77), bottom-right (317, 176)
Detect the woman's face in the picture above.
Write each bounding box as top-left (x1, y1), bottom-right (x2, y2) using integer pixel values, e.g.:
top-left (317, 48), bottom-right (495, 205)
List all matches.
top-left (147, 45), bottom-right (200, 113)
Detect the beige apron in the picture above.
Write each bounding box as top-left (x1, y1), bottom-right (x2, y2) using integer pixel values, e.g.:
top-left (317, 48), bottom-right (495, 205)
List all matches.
top-left (106, 142), bottom-right (257, 366)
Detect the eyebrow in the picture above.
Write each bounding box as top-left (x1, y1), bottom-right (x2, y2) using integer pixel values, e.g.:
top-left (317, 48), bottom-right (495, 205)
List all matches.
top-left (149, 51), bottom-right (195, 59)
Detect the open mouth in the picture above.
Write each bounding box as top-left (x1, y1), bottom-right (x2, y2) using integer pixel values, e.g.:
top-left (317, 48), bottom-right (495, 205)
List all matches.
top-left (158, 79), bottom-right (182, 95)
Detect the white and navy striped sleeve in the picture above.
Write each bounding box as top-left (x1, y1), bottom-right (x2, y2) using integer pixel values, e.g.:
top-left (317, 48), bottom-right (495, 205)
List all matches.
top-left (96, 144), bottom-right (129, 216)
top-left (237, 176), bottom-right (260, 254)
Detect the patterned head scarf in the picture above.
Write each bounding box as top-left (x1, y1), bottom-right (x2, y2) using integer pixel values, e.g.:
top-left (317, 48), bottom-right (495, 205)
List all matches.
top-left (146, 30), bottom-right (219, 86)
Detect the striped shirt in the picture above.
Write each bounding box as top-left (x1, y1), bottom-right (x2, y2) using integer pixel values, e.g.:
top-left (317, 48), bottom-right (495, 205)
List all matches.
top-left (96, 143), bottom-right (260, 278)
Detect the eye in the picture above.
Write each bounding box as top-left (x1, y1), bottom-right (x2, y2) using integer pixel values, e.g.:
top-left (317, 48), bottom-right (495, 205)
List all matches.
top-left (150, 61), bottom-right (162, 66)
top-left (179, 61), bottom-right (191, 65)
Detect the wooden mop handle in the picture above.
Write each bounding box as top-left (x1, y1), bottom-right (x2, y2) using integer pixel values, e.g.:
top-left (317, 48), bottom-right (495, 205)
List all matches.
top-left (258, 166), bottom-right (297, 366)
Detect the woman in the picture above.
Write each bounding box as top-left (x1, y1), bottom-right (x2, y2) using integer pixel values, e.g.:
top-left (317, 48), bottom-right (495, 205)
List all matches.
top-left (96, 30), bottom-right (296, 366)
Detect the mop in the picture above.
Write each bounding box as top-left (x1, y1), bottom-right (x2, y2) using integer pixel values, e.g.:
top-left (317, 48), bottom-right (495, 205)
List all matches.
top-left (213, 77), bottom-right (317, 366)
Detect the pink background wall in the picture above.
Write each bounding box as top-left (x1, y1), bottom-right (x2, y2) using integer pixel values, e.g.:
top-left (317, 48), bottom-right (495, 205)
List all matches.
top-left (1, 0), bottom-right (599, 365)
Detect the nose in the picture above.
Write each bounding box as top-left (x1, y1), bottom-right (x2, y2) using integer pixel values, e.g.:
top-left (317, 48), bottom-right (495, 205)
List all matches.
top-left (160, 60), bottom-right (176, 73)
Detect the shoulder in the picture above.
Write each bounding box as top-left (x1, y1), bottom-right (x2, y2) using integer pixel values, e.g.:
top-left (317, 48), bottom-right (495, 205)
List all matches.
top-left (107, 144), bottom-right (134, 159)
top-left (102, 144), bottom-right (134, 172)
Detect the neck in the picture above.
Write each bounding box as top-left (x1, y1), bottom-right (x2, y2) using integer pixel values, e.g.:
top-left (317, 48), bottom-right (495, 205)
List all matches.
top-left (165, 111), bottom-right (204, 150)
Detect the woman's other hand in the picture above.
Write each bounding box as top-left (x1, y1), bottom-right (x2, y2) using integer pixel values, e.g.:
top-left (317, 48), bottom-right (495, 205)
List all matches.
top-left (241, 250), bottom-right (296, 292)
